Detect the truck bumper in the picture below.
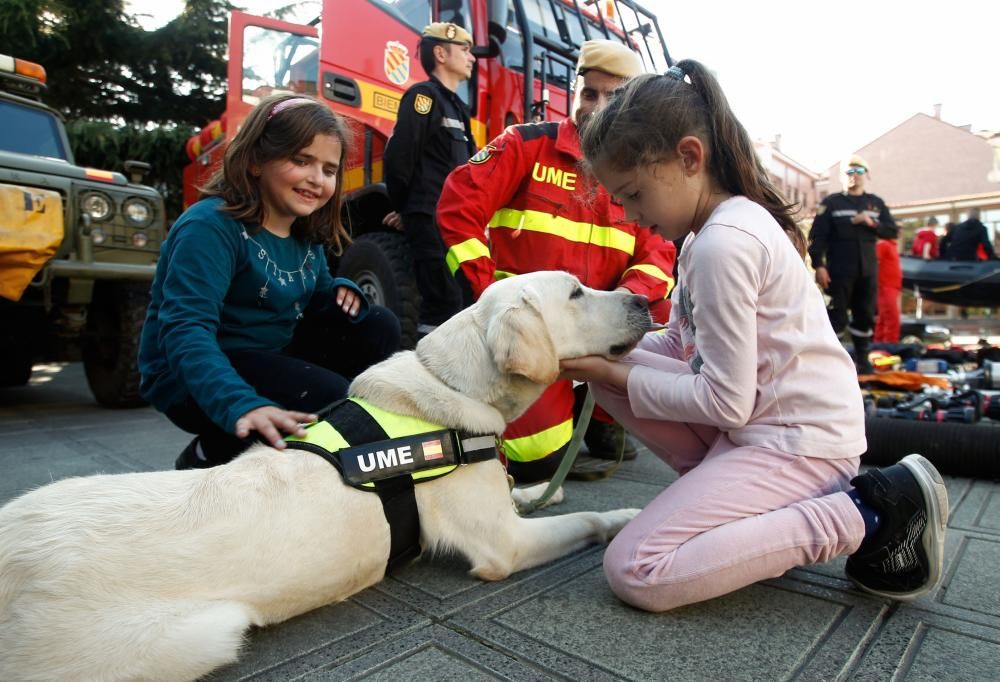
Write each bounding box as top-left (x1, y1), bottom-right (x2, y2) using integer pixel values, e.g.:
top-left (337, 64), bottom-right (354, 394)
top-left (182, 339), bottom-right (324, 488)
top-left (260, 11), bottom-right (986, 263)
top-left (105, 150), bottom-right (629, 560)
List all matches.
top-left (47, 259), bottom-right (157, 280)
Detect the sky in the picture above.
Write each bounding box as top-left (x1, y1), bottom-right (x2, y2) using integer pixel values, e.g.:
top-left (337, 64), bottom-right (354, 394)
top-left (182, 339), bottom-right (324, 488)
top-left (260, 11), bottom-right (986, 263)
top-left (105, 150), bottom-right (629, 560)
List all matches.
top-left (126, 0), bottom-right (1000, 173)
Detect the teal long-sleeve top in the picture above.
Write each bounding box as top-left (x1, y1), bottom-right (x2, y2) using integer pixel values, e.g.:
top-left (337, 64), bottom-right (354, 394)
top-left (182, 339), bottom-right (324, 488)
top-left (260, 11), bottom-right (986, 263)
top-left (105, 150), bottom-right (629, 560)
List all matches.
top-left (138, 197), bottom-right (368, 434)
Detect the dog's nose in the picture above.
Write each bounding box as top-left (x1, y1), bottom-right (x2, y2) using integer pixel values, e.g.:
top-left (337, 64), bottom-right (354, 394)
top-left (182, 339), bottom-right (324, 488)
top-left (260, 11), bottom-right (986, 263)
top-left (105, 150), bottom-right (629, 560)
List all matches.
top-left (628, 294), bottom-right (648, 311)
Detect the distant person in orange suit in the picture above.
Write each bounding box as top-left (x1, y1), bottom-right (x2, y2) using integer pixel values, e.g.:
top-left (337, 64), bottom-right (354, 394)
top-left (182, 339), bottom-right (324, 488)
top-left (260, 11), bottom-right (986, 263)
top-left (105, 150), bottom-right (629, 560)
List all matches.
top-left (874, 236), bottom-right (901, 343)
top-left (911, 217), bottom-right (939, 260)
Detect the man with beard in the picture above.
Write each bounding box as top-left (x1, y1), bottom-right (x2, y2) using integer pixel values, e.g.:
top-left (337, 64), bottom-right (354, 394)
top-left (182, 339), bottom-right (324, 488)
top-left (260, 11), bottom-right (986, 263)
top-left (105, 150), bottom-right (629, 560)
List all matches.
top-left (436, 40), bottom-right (676, 482)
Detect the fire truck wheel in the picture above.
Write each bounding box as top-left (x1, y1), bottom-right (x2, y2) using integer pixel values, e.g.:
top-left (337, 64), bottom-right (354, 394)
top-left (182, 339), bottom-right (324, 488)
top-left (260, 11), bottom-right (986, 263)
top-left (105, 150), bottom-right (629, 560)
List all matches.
top-left (338, 231), bottom-right (419, 349)
top-left (0, 352), bottom-right (32, 387)
top-left (82, 280), bottom-right (150, 409)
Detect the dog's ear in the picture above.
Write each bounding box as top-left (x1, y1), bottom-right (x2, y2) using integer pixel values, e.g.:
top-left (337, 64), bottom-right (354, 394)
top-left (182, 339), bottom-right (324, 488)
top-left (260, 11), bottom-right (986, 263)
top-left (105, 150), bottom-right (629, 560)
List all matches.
top-left (487, 289), bottom-right (558, 384)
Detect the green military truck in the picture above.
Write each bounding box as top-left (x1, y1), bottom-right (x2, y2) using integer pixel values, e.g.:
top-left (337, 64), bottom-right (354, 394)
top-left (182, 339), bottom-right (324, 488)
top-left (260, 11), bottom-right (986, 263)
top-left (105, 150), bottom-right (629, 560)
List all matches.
top-left (0, 54), bottom-right (165, 407)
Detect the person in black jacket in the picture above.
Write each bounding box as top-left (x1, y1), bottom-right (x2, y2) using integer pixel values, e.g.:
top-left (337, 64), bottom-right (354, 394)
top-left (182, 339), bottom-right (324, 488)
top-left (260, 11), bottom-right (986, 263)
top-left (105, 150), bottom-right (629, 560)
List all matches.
top-left (808, 155), bottom-right (898, 374)
top-left (944, 208), bottom-right (997, 261)
top-left (382, 22), bottom-right (477, 337)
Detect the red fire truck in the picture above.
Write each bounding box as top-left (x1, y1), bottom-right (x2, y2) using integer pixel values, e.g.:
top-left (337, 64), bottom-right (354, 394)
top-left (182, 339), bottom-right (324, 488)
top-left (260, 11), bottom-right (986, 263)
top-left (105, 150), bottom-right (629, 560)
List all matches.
top-left (184, 0), bottom-right (671, 346)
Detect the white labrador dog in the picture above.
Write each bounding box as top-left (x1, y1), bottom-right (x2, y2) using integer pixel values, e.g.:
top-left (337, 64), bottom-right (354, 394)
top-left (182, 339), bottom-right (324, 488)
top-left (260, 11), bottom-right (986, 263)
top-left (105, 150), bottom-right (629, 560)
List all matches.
top-left (0, 271), bottom-right (651, 682)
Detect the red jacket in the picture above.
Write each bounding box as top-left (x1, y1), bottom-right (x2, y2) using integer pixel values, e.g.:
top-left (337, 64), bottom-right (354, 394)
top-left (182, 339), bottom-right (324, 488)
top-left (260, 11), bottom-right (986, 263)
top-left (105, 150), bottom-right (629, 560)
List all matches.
top-left (437, 118), bottom-right (675, 320)
top-left (876, 239), bottom-right (902, 289)
top-left (911, 228), bottom-right (939, 259)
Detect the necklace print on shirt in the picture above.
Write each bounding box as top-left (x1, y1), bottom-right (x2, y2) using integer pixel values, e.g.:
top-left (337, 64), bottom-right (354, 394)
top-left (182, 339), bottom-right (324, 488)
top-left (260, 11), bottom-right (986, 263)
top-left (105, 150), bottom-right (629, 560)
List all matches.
top-left (241, 228), bottom-right (317, 317)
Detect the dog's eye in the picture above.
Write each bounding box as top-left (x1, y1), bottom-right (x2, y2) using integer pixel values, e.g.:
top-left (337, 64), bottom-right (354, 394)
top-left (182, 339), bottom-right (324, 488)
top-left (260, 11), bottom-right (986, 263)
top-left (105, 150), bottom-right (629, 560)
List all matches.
top-left (569, 287), bottom-right (584, 300)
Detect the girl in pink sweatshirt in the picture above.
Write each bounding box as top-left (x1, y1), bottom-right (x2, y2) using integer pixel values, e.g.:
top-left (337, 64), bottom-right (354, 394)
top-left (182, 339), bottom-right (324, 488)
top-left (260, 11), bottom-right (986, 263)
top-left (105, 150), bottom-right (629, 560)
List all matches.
top-left (564, 61), bottom-right (948, 612)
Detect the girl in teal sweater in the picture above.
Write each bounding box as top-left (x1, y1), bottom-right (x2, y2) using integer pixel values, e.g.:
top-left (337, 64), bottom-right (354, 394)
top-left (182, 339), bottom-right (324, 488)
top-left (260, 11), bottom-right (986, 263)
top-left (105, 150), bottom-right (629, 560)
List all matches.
top-left (139, 95), bottom-right (400, 468)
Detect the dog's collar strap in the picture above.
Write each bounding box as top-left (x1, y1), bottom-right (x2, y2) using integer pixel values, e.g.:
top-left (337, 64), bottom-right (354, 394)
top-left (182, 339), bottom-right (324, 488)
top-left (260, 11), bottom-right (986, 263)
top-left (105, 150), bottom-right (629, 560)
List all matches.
top-left (283, 398), bottom-right (498, 572)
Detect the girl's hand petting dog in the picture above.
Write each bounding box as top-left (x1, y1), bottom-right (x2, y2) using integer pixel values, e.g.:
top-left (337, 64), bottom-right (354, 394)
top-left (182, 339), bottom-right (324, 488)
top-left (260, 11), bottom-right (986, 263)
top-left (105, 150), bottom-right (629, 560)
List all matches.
top-left (559, 356), bottom-right (632, 391)
top-left (235, 406), bottom-right (319, 449)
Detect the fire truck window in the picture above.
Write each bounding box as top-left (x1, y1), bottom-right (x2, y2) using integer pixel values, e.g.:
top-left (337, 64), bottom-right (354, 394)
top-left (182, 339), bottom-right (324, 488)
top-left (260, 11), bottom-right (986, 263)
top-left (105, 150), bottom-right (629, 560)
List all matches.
top-left (241, 26), bottom-right (319, 104)
top-left (369, 0), bottom-right (432, 33)
top-left (437, 0), bottom-right (471, 31)
top-left (0, 101), bottom-right (67, 160)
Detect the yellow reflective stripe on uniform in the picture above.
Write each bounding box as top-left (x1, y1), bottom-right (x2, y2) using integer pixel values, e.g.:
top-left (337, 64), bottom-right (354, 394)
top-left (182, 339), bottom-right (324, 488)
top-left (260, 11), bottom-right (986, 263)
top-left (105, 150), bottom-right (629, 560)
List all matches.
top-left (621, 264), bottom-right (675, 298)
top-left (285, 420), bottom-right (350, 451)
top-left (349, 397), bottom-right (441, 437)
top-left (501, 418), bottom-right (574, 462)
top-left (446, 237), bottom-right (491, 274)
top-left (488, 208), bottom-right (636, 254)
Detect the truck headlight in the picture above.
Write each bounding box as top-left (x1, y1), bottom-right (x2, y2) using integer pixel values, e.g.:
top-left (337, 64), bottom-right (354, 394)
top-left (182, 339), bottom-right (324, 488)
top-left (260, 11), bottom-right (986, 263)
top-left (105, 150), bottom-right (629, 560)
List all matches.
top-left (81, 192), bottom-right (113, 221)
top-left (123, 198), bottom-right (153, 227)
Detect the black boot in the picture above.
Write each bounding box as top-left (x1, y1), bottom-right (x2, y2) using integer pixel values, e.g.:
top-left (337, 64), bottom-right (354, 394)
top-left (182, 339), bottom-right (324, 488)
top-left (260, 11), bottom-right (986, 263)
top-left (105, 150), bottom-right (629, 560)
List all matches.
top-left (584, 420), bottom-right (638, 461)
top-left (174, 437), bottom-right (216, 470)
top-left (852, 334), bottom-right (875, 375)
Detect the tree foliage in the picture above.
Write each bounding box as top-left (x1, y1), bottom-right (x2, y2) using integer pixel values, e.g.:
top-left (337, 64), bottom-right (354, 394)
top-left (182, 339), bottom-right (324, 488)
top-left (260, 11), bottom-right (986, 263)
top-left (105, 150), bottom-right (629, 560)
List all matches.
top-left (0, 0), bottom-right (231, 125)
top-left (0, 0), bottom-right (236, 218)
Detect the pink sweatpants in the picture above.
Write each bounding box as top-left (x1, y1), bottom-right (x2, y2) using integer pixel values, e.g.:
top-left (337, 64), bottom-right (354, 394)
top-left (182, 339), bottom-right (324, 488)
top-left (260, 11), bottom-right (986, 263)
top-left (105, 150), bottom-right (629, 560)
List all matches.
top-left (591, 354), bottom-right (867, 613)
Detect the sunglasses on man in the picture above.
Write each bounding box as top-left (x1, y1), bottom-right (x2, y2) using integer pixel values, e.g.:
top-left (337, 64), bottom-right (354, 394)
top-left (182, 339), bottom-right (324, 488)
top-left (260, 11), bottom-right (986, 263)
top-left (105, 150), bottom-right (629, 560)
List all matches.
top-left (846, 167), bottom-right (868, 176)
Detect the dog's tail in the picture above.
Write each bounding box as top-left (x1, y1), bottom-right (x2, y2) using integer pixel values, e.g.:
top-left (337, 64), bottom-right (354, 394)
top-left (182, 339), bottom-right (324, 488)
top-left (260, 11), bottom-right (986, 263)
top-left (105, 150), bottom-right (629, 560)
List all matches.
top-left (0, 598), bottom-right (253, 682)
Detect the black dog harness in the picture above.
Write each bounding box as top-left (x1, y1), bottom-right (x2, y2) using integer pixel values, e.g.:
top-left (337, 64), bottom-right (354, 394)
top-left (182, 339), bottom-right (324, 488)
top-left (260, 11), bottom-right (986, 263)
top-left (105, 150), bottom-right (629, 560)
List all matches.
top-left (285, 397), bottom-right (498, 571)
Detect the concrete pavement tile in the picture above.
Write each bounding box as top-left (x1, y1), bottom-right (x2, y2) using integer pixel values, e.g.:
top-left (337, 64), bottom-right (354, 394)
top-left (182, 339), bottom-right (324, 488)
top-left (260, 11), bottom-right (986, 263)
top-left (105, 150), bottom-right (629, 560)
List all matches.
top-left (374, 547), bottom-right (607, 618)
top-left (296, 623), bottom-right (555, 681)
top-left (452, 551), bottom-right (885, 681)
top-left (940, 535), bottom-right (1000, 617)
top-left (211, 592), bottom-right (430, 681)
top-left (850, 608), bottom-right (1000, 681)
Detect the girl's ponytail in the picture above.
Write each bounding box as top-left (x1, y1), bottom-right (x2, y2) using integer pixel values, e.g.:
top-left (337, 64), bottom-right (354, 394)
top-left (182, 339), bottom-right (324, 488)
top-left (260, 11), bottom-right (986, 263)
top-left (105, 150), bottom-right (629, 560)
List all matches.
top-left (582, 61), bottom-right (807, 258)
top-left (678, 60), bottom-right (806, 257)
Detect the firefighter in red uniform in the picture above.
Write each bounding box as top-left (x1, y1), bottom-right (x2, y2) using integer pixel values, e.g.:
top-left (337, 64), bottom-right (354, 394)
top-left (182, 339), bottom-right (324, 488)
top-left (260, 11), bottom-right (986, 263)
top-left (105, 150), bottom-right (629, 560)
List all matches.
top-left (437, 40), bottom-right (677, 482)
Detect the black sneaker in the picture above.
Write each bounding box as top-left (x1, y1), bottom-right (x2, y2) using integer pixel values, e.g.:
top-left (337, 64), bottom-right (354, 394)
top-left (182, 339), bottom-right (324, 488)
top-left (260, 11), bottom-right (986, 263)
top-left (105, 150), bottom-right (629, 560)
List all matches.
top-left (845, 454), bottom-right (948, 600)
top-left (174, 437), bottom-right (214, 470)
top-left (584, 420), bottom-right (638, 461)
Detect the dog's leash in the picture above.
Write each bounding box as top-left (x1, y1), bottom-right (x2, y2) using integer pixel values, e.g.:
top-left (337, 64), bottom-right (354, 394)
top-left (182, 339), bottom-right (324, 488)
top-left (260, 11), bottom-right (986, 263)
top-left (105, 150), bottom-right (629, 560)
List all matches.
top-left (516, 387), bottom-right (626, 514)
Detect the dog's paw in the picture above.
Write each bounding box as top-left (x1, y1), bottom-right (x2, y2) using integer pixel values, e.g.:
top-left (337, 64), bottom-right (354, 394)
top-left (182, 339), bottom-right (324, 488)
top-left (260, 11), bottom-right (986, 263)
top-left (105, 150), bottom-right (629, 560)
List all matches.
top-left (598, 508), bottom-right (641, 542)
top-left (511, 482), bottom-right (563, 514)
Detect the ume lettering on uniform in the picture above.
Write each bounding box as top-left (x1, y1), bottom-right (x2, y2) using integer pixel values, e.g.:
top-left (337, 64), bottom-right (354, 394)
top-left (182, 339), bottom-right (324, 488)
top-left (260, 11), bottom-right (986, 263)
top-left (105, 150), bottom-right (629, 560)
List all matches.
top-left (357, 445), bottom-right (413, 472)
top-left (532, 162), bottom-right (576, 191)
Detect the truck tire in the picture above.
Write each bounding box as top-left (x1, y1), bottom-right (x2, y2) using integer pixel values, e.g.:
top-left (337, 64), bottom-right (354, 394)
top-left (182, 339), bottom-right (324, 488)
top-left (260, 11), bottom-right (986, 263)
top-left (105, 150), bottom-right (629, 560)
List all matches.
top-left (338, 232), bottom-right (420, 349)
top-left (82, 280), bottom-right (150, 408)
top-left (0, 353), bottom-right (32, 387)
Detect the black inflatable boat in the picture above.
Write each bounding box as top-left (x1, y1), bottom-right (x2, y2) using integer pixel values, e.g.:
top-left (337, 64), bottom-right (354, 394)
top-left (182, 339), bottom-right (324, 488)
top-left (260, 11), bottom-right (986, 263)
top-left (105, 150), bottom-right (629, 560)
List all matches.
top-left (901, 256), bottom-right (1000, 306)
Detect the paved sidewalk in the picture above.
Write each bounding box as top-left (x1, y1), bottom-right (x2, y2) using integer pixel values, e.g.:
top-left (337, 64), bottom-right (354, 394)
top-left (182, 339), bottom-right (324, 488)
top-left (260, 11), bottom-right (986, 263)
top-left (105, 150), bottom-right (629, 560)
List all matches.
top-left (2, 363), bottom-right (999, 681)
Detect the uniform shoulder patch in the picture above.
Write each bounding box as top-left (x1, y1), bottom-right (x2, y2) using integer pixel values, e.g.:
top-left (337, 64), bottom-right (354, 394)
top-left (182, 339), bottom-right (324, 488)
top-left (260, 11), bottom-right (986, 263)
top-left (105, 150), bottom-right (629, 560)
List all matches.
top-left (469, 143), bottom-right (497, 165)
top-left (816, 203), bottom-right (827, 216)
top-left (414, 93), bottom-right (433, 115)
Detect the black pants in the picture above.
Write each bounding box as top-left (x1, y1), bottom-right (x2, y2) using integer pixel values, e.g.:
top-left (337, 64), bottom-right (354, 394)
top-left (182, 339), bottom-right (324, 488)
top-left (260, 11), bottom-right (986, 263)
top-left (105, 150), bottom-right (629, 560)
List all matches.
top-left (826, 270), bottom-right (876, 336)
top-left (165, 304), bottom-right (400, 465)
top-left (403, 212), bottom-right (462, 327)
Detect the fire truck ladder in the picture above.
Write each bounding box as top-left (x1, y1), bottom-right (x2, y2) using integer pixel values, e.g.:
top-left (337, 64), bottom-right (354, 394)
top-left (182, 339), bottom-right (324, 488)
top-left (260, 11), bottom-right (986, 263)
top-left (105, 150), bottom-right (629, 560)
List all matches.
top-left (509, 0), bottom-right (673, 120)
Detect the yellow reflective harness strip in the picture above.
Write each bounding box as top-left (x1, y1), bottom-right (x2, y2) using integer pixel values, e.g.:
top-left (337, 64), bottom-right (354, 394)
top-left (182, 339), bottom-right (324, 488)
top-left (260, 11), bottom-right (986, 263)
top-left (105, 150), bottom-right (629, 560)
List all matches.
top-left (298, 398), bottom-right (459, 487)
top-left (501, 418), bottom-right (574, 462)
top-left (621, 264), bottom-right (675, 298)
top-left (446, 237), bottom-right (490, 274)
top-left (488, 208), bottom-right (636, 254)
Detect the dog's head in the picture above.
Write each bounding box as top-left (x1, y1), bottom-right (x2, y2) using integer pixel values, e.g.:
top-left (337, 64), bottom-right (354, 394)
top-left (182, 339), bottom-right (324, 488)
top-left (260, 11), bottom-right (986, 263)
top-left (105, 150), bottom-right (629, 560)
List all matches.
top-left (477, 271), bottom-right (652, 385)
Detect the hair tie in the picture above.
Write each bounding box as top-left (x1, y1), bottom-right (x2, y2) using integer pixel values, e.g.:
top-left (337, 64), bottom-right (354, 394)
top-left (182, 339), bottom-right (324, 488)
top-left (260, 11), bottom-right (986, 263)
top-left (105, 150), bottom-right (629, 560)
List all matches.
top-left (267, 97), bottom-right (314, 121)
top-left (665, 65), bottom-right (685, 81)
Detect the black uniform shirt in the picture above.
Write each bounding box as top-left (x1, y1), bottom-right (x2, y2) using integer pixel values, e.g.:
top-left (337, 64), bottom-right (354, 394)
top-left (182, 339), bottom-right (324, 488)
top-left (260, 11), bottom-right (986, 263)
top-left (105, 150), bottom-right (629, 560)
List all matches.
top-left (808, 192), bottom-right (898, 277)
top-left (383, 76), bottom-right (476, 216)
top-left (944, 218), bottom-right (997, 261)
